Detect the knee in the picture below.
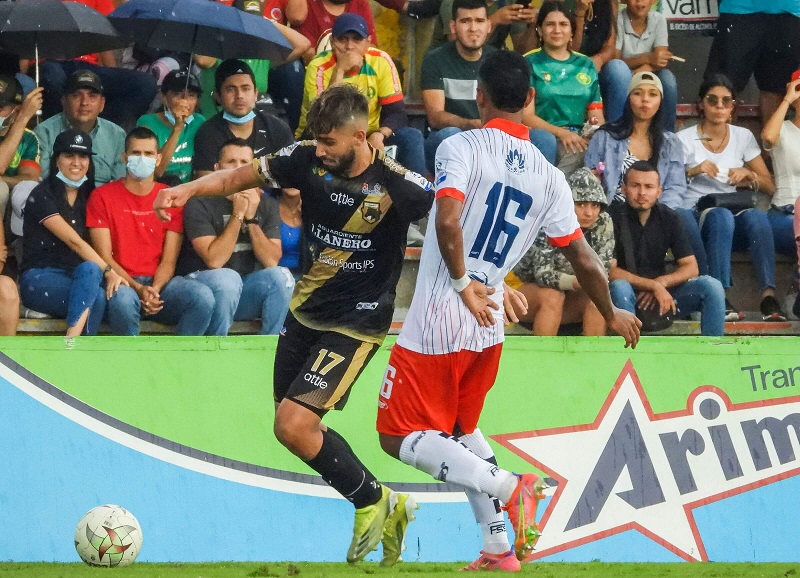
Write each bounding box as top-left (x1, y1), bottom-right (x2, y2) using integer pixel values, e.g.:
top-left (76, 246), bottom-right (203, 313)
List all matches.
top-left (273, 403), bottom-right (313, 451)
top-left (538, 286), bottom-right (565, 308)
top-left (602, 59), bottom-right (631, 82)
top-left (609, 280), bottom-right (635, 308)
top-left (75, 261), bottom-right (102, 283)
top-left (0, 277), bottom-right (19, 307)
top-left (210, 269), bottom-right (244, 297)
top-left (394, 126), bottom-right (424, 147)
top-left (108, 286), bottom-right (139, 313)
top-left (704, 207), bottom-right (735, 231)
top-left (379, 433), bottom-right (403, 460)
top-left (657, 68), bottom-right (677, 92)
top-left (740, 209), bottom-right (771, 234)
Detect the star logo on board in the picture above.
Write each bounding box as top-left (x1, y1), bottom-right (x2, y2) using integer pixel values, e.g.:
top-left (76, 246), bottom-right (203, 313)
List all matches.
top-left (493, 361), bottom-right (800, 562)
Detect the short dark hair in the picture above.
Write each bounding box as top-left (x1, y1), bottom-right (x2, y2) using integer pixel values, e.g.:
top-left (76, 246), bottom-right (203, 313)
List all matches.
top-left (477, 50), bottom-right (531, 112)
top-left (124, 126), bottom-right (158, 152)
top-left (622, 160), bottom-right (659, 183)
top-left (452, 0), bottom-right (488, 19)
top-left (306, 84), bottom-right (369, 137)
top-left (218, 137), bottom-right (253, 162)
top-left (699, 73), bottom-right (736, 101)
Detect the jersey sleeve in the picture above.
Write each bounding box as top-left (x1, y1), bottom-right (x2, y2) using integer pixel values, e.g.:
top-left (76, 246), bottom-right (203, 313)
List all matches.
top-left (383, 160), bottom-right (434, 222)
top-left (253, 141), bottom-right (311, 190)
top-left (375, 51), bottom-right (404, 106)
top-left (433, 136), bottom-right (471, 203)
top-left (543, 168), bottom-right (583, 247)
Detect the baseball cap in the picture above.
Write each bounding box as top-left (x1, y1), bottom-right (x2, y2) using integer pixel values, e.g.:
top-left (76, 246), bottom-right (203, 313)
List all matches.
top-left (161, 69), bottom-right (201, 94)
top-left (332, 13), bottom-right (369, 39)
top-left (65, 69), bottom-right (103, 94)
top-left (52, 129), bottom-right (94, 156)
top-left (627, 71), bottom-right (663, 97)
top-left (214, 59), bottom-right (256, 93)
top-left (0, 75), bottom-right (22, 108)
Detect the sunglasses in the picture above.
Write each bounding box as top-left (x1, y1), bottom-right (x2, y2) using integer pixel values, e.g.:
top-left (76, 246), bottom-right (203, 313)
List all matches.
top-left (703, 94), bottom-right (735, 108)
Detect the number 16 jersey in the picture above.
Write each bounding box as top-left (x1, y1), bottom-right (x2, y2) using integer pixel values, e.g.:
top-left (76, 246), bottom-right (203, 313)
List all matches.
top-left (396, 118), bottom-right (583, 355)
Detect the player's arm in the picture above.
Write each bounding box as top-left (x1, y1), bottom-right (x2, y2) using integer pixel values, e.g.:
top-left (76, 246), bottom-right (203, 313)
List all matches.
top-left (560, 235), bottom-right (641, 348)
top-left (436, 194), bottom-right (499, 327)
top-left (153, 164), bottom-right (261, 222)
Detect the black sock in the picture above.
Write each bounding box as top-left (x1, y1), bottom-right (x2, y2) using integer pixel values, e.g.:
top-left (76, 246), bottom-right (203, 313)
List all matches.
top-left (305, 429), bottom-right (382, 508)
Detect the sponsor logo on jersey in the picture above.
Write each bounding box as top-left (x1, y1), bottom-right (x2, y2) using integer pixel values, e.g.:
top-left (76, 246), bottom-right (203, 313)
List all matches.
top-left (494, 362), bottom-right (800, 562)
top-left (356, 302), bottom-right (379, 310)
top-left (304, 372), bottom-right (327, 389)
top-left (330, 192), bottom-right (355, 206)
top-left (405, 170), bottom-right (433, 191)
top-left (278, 142), bottom-right (300, 157)
top-left (361, 201), bottom-right (382, 224)
top-left (311, 223), bottom-right (372, 250)
top-left (361, 182), bottom-right (386, 197)
top-left (505, 149), bottom-right (527, 174)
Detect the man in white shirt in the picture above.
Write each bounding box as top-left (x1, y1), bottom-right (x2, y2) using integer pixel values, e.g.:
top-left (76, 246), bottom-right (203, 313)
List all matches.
top-left (376, 50), bottom-right (640, 570)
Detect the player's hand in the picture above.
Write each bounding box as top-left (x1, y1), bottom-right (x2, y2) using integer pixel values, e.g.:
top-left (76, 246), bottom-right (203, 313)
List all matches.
top-left (460, 280), bottom-right (499, 327)
top-left (607, 307), bottom-right (641, 349)
top-left (154, 184), bottom-right (193, 221)
top-left (502, 283), bottom-right (528, 324)
top-left (558, 129), bottom-right (588, 154)
top-left (102, 268), bottom-right (128, 299)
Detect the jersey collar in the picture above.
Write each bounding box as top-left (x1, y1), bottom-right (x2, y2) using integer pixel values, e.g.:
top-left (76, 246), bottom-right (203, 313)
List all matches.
top-left (483, 118), bottom-right (530, 141)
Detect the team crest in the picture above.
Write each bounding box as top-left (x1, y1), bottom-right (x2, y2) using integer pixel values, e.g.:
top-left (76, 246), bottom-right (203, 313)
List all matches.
top-left (312, 166), bottom-right (328, 177)
top-left (542, 72), bottom-right (551, 82)
top-left (361, 201), bottom-right (382, 224)
top-left (576, 72), bottom-right (592, 85)
top-left (505, 149), bottom-right (526, 174)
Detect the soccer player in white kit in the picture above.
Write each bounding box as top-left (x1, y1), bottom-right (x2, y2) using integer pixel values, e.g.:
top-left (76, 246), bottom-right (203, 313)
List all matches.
top-left (377, 50), bottom-right (641, 570)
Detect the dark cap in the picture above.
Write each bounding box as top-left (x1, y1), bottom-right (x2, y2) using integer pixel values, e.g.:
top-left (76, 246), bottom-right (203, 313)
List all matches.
top-left (52, 129), bottom-right (93, 156)
top-left (332, 13), bottom-right (369, 39)
top-left (65, 69), bottom-right (103, 94)
top-left (214, 59), bottom-right (256, 93)
top-left (0, 75), bottom-right (22, 107)
top-left (161, 69), bottom-right (201, 94)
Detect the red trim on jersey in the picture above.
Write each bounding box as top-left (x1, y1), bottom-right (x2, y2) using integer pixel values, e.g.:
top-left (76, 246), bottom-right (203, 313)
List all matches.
top-left (379, 93), bottom-right (404, 106)
top-left (587, 102), bottom-right (604, 111)
top-left (483, 118), bottom-right (530, 141)
top-left (547, 227), bottom-right (584, 247)
top-left (436, 187), bottom-right (466, 202)
top-left (18, 159), bottom-right (40, 172)
top-left (315, 57), bottom-right (337, 96)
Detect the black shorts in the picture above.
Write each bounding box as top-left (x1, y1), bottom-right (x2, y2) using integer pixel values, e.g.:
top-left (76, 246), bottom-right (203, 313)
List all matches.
top-left (273, 313), bottom-right (380, 413)
top-left (705, 12), bottom-right (800, 95)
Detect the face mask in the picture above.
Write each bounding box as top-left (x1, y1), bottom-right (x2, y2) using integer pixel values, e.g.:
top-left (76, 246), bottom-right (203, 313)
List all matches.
top-left (56, 170), bottom-right (88, 188)
top-left (164, 108), bottom-right (195, 126)
top-left (126, 155), bottom-right (157, 180)
top-left (222, 110), bottom-right (256, 125)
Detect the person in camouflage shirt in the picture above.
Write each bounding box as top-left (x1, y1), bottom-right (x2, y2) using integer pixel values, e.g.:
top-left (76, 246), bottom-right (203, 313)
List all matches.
top-left (506, 167), bottom-right (614, 335)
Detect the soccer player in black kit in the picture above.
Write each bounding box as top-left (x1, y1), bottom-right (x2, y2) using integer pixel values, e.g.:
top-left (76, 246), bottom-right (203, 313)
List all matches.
top-left (154, 85), bottom-right (434, 565)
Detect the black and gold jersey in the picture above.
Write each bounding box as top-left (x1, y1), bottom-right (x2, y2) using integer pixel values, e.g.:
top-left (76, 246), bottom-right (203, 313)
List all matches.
top-left (254, 142), bottom-right (434, 344)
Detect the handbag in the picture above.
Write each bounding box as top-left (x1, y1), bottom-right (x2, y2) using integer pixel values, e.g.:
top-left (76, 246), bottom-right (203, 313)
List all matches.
top-left (617, 210), bottom-right (674, 332)
top-left (695, 189), bottom-right (755, 213)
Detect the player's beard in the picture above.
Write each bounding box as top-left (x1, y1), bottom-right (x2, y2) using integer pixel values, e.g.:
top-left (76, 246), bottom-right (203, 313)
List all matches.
top-left (325, 147), bottom-right (357, 177)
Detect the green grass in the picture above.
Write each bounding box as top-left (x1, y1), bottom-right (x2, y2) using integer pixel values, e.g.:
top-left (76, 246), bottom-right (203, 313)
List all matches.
top-left (0, 563), bottom-right (798, 578)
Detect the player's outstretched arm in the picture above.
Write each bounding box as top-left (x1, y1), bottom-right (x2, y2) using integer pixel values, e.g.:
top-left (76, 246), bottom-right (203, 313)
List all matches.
top-left (436, 195), bottom-right (499, 327)
top-left (153, 164), bottom-right (262, 222)
top-left (560, 236), bottom-right (641, 348)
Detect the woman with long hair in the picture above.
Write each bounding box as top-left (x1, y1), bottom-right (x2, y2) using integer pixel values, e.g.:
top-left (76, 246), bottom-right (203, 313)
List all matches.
top-left (584, 71), bottom-right (707, 274)
top-left (676, 73), bottom-right (781, 322)
top-left (524, 1), bottom-right (605, 175)
top-left (19, 130), bottom-right (127, 336)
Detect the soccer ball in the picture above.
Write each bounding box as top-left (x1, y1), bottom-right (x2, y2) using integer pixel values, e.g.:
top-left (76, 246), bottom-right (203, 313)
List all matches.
top-left (74, 505), bottom-right (143, 567)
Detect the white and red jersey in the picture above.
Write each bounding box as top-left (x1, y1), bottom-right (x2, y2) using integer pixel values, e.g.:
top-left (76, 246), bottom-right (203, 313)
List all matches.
top-left (397, 118), bottom-right (582, 355)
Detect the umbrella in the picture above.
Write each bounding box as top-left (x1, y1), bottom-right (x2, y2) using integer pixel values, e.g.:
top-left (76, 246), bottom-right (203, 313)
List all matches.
top-left (109, 0), bottom-right (293, 66)
top-left (0, 0), bottom-right (128, 84)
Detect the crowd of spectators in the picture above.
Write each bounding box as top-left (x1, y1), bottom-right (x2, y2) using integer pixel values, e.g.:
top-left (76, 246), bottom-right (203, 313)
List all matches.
top-left (0, 0), bottom-right (798, 337)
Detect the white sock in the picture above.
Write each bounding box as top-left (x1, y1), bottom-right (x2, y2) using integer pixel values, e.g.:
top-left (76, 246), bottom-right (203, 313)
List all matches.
top-left (399, 430), bottom-right (519, 502)
top-left (458, 429), bottom-right (511, 555)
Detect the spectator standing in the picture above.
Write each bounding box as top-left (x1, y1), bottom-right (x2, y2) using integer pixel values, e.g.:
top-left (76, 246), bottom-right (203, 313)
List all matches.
top-left (704, 0), bottom-right (800, 127)
top-left (34, 70), bottom-right (125, 186)
top-left (584, 71), bottom-right (707, 274)
top-left (87, 127), bottom-right (215, 335)
top-left (508, 168), bottom-right (613, 336)
top-left (298, 0), bottom-right (378, 61)
top-left (298, 14), bottom-right (427, 178)
top-left (609, 161), bottom-right (725, 336)
top-left (421, 0), bottom-right (557, 172)
top-left (601, 0), bottom-right (678, 132)
top-left (19, 130), bottom-right (127, 336)
top-left (137, 70), bottom-right (206, 184)
top-left (676, 74), bottom-right (782, 322)
top-left (179, 139), bottom-right (293, 335)
top-left (40, 0), bottom-right (157, 130)
top-left (277, 186), bottom-right (305, 280)
top-left (192, 60), bottom-right (294, 178)
top-left (524, 2), bottom-right (605, 175)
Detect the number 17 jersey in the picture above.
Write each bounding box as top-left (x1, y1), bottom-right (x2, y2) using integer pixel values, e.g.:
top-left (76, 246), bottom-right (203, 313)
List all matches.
top-left (396, 118), bottom-right (582, 355)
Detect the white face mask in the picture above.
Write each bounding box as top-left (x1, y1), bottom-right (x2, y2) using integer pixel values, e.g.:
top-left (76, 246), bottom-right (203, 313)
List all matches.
top-left (164, 108), bottom-right (195, 126)
top-left (56, 170), bottom-right (88, 188)
top-left (126, 155), bottom-right (157, 180)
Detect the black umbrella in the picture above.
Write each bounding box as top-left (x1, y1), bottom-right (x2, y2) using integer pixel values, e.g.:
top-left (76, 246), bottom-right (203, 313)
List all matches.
top-left (0, 0), bottom-right (128, 84)
top-left (109, 0), bottom-right (293, 65)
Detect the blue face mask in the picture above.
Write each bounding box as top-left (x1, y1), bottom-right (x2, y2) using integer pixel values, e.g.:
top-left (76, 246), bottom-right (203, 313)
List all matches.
top-left (164, 109), bottom-right (195, 126)
top-left (56, 170), bottom-right (88, 189)
top-left (223, 110), bottom-right (256, 125)
top-left (126, 155), bottom-right (157, 180)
